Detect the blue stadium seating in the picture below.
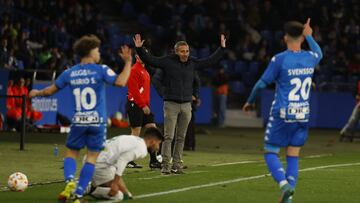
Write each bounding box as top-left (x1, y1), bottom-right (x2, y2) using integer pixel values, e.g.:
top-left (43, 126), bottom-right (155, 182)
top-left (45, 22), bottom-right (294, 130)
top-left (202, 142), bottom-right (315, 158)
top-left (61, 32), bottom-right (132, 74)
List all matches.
top-left (230, 81), bottom-right (246, 94)
top-left (234, 60), bottom-right (248, 74)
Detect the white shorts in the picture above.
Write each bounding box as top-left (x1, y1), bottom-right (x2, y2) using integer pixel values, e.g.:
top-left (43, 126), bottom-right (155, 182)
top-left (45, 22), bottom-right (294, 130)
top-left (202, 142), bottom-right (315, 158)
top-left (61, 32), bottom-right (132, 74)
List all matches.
top-left (92, 162), bottom-right (116, 187)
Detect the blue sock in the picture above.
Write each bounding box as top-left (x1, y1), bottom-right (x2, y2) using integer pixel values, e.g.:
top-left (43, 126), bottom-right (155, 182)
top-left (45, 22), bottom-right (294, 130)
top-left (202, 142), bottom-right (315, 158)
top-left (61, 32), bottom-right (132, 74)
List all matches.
top-left (63, 157), bottom-right (76, 182)
top-left (75, 162), bottom-right (95, 196)
top-left (286, 156), bottom-right (299, 188)
top-left (264, 153), bottom-right (287, 186)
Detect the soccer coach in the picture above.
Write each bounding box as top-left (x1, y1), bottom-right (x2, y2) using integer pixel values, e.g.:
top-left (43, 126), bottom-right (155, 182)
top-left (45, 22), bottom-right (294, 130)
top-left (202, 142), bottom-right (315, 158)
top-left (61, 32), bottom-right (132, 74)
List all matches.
top-left (133, 34), bottom-right (226, 174)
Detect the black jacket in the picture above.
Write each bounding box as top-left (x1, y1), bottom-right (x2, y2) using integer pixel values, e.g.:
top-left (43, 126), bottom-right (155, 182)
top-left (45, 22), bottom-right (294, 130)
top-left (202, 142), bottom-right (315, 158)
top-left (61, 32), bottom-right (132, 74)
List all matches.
top-left (152, 68), bottom-right (200, 100)
top-left (136, 46), bottom-right (223, 102)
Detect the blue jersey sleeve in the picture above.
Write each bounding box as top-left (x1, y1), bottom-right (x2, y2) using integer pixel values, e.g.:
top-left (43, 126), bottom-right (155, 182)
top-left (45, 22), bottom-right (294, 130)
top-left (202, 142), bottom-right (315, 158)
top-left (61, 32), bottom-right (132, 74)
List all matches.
top-left (305, 35), bottom-right (323, 64)
top-left (55, 70), bottom-right (69, 89)
top-left (247, 80), bottom-right (267, 104)
top-left (101, 65), bottom-right (117, 85)
top-left (260, 56), bottom-right (281, 85)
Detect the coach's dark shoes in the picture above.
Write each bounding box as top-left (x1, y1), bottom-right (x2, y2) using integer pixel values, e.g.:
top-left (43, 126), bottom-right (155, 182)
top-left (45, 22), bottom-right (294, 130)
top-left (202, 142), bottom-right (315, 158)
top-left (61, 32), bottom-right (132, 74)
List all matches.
top-left (171, 168), bottom-right (185, 175)
top-left (149, 161), bottom-right (162, 169)
top-left (161, 165), bottom-right (171, 175)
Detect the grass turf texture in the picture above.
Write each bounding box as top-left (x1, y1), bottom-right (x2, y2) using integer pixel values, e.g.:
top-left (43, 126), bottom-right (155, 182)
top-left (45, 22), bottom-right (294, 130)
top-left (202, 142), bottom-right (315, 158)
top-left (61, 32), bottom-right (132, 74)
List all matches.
top-left (0, 127), bottom-right (360, 203)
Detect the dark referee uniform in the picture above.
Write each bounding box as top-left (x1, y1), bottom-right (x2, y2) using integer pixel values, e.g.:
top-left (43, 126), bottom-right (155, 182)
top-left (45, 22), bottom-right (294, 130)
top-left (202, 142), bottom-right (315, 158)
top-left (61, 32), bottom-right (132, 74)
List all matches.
top-left (126, 60), bottom-right (154, 127)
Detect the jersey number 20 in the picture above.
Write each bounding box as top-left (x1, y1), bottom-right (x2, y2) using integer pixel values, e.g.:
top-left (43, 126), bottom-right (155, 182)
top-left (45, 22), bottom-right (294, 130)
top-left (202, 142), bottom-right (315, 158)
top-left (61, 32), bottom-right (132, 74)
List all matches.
top-left (288, 77), bottom-right (312, 101)
top-left (73, 87), bottom-right (97, 111)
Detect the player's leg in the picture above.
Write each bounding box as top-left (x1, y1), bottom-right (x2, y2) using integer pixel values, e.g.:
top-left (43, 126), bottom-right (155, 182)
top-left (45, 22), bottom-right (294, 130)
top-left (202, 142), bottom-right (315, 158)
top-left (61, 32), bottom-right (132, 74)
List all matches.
top-left (58, 149), bottom-right (80, 201)
top-left (340, 103), bottom-right (360, 139)
top-left (172, 102), bottom-right (192, 173)
top-left (59, 126), bottom-right (86, 201)
top-left (286, 147), bottom-right (301, 188)
top-left (162, 101), bottom-right (180, 174)
top-left (73, 150), bottom-right (100, 197)
top-left (264, 119), bottom-right (294, 203)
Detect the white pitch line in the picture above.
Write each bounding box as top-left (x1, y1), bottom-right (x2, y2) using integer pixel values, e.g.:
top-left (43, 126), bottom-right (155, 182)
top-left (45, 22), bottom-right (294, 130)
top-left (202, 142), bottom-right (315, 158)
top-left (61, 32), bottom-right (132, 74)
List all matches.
top-left (134, 162), bottom-right (360, 199)
top-left (211, 160), bottom-right (261, 167)
top-left (304, 153), bottom-right (333, 159)
top-left (138, 171), bottom-right (208, 180)
top-left (212, 153), bottom-right (333, 167)
top-left (95, 162), bottom-right (360, 203)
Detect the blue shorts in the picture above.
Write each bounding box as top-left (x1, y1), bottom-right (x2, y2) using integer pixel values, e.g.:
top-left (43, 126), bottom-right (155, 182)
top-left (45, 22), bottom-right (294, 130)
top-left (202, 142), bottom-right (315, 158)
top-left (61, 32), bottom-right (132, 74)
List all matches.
top-left (264, 117), bottom-right (309, 148)
top-left (66, 124), bottom-right (107, 152)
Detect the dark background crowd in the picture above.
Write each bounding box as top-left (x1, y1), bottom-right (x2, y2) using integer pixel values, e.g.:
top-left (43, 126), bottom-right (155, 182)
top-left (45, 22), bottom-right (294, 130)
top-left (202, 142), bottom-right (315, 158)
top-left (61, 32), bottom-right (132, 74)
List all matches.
top-left (1, 0), bottom-right (359, 106)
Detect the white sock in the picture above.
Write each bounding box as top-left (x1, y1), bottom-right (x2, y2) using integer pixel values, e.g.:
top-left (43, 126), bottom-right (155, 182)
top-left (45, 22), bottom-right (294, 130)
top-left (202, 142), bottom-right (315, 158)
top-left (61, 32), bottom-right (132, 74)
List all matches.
top-left (279, 180), bottom-right (289, 188)
top-left (91, 186), bottom-right (124, 200)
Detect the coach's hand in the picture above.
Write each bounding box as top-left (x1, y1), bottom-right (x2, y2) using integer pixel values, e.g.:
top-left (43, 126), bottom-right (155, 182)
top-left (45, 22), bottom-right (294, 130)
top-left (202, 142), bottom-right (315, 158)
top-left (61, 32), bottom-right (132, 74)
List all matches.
top-left (119, 45), bottom-right (132, 63)
top-left (142, 106), bottom-right (151, 115)
top-left (242, 102), bottom-right (255, 112)
top-left (220, 34), bottom-right (226, 48)
top-left (303, 18), bottom-right (312, 36)
top-left (133, 34), bottom-right (145, 48)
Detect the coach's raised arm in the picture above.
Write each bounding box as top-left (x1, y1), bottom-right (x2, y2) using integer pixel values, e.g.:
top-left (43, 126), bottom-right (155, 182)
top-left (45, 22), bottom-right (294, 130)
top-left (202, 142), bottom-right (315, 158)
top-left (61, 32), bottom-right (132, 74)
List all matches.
top-left (132, 34), bottom-right (226, 70)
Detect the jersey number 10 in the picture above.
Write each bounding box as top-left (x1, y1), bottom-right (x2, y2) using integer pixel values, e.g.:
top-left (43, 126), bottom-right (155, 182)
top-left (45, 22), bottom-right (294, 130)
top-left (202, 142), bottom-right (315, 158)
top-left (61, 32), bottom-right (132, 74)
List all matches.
top-left (288, 77), bottom-right (312, 101)
top-left (73, 87), bottom-right (97, 111)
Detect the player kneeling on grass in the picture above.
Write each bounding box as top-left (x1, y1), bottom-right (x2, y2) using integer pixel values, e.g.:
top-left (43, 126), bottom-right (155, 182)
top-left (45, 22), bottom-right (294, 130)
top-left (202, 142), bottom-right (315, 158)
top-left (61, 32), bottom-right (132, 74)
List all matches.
top-left (87, 127), bottom-right (163, 200)
top-left (243, 18), bottom-right (322, 203)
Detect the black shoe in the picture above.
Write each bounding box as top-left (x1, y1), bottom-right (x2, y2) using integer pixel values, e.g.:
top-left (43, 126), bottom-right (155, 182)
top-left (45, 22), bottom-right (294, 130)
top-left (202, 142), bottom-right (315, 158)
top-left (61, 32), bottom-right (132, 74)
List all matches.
top-left (126, 161), bottom-right (143, 169)
top-left (149, 161), bottom-right (162, 169)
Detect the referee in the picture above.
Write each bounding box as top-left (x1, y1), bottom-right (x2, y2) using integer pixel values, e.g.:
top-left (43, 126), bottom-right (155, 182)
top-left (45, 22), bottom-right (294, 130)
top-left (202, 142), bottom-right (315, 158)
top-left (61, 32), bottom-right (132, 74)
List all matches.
top-left (126, 53), bottom-right (161, 169)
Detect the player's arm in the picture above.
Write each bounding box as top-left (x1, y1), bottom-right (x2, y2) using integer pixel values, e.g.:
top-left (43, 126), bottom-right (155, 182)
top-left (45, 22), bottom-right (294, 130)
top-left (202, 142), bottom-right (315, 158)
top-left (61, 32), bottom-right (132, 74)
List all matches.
top-left (133, 34), bottom-right (164, 68)
top-left (29, 84), bottom-right (58, 98)
top-left (114, 45), bottom-right (132, 87)
top-left (113, 151), bottom-right (139, 197)
top-left (242, 80), bottom-right (267, 112)
top-left (243, 56), bottom-right (280, 112)
top-left (29, 70), bottom-right (69, 98)
top-left (196, 34), bottom-right (226, 69)
top-left (303, 18), bottom-right (323, 60)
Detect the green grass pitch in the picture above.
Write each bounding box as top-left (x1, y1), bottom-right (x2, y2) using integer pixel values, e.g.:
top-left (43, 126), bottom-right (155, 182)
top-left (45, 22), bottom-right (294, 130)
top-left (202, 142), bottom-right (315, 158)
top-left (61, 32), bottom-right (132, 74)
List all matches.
top-left (1, 127), bottom-right (360, 203)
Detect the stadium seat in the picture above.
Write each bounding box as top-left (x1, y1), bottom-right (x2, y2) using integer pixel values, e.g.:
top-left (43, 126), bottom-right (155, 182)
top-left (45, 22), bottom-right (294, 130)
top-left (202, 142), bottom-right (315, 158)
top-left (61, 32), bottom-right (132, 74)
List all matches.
top-left (230, 81), bottom-right (246, 94)
top-left (243, 72), bottom-right (257, 86)
top-left (331, 75), bottom-right (346, 83)
top-left (138, 14), bottom-right (153, 28)
top-left (234, 60), bottom-right (248, 74)
top-left (220, 60), bottom-right (234, 73)
top-left (122, 1), bottom-right (135, 16)
top-left (198, 47), bottom-right (210, 58)
top-left (260, 30), bottom-right (273, 41)
top-left (248, 61), bottom-right (260, 74)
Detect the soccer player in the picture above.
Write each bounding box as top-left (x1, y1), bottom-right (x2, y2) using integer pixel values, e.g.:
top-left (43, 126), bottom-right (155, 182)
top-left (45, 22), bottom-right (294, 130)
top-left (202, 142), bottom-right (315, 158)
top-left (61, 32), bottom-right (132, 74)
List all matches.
top-left (243, 19), bottom-right (322, 203)
top-left (29, 35), bottom-right (132, 203)
top-left (88, 127), bottom-right (163, 200)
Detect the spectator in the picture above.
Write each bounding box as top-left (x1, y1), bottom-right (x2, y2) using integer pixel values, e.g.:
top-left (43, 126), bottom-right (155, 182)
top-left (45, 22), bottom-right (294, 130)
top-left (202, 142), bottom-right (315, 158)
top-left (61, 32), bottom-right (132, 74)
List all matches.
top-left (212, 67), bottom-right (229, 127)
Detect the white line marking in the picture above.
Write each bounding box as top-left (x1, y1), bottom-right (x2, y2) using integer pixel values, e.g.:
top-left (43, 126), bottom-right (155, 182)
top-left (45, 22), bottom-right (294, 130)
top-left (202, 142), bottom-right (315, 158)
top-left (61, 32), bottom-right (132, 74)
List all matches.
top-left (138, 171), bottom-right (208, 180)
top-left (304, 153), bottom-right (333, 159)
top-left (211, 160), bottom-right (261, 167)
top-left (212, 153), bottom-right (333, 167)
top-left (94, 162), bottom-right (360, 203)
top-left (134, 162), bottom-right (360, 199)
